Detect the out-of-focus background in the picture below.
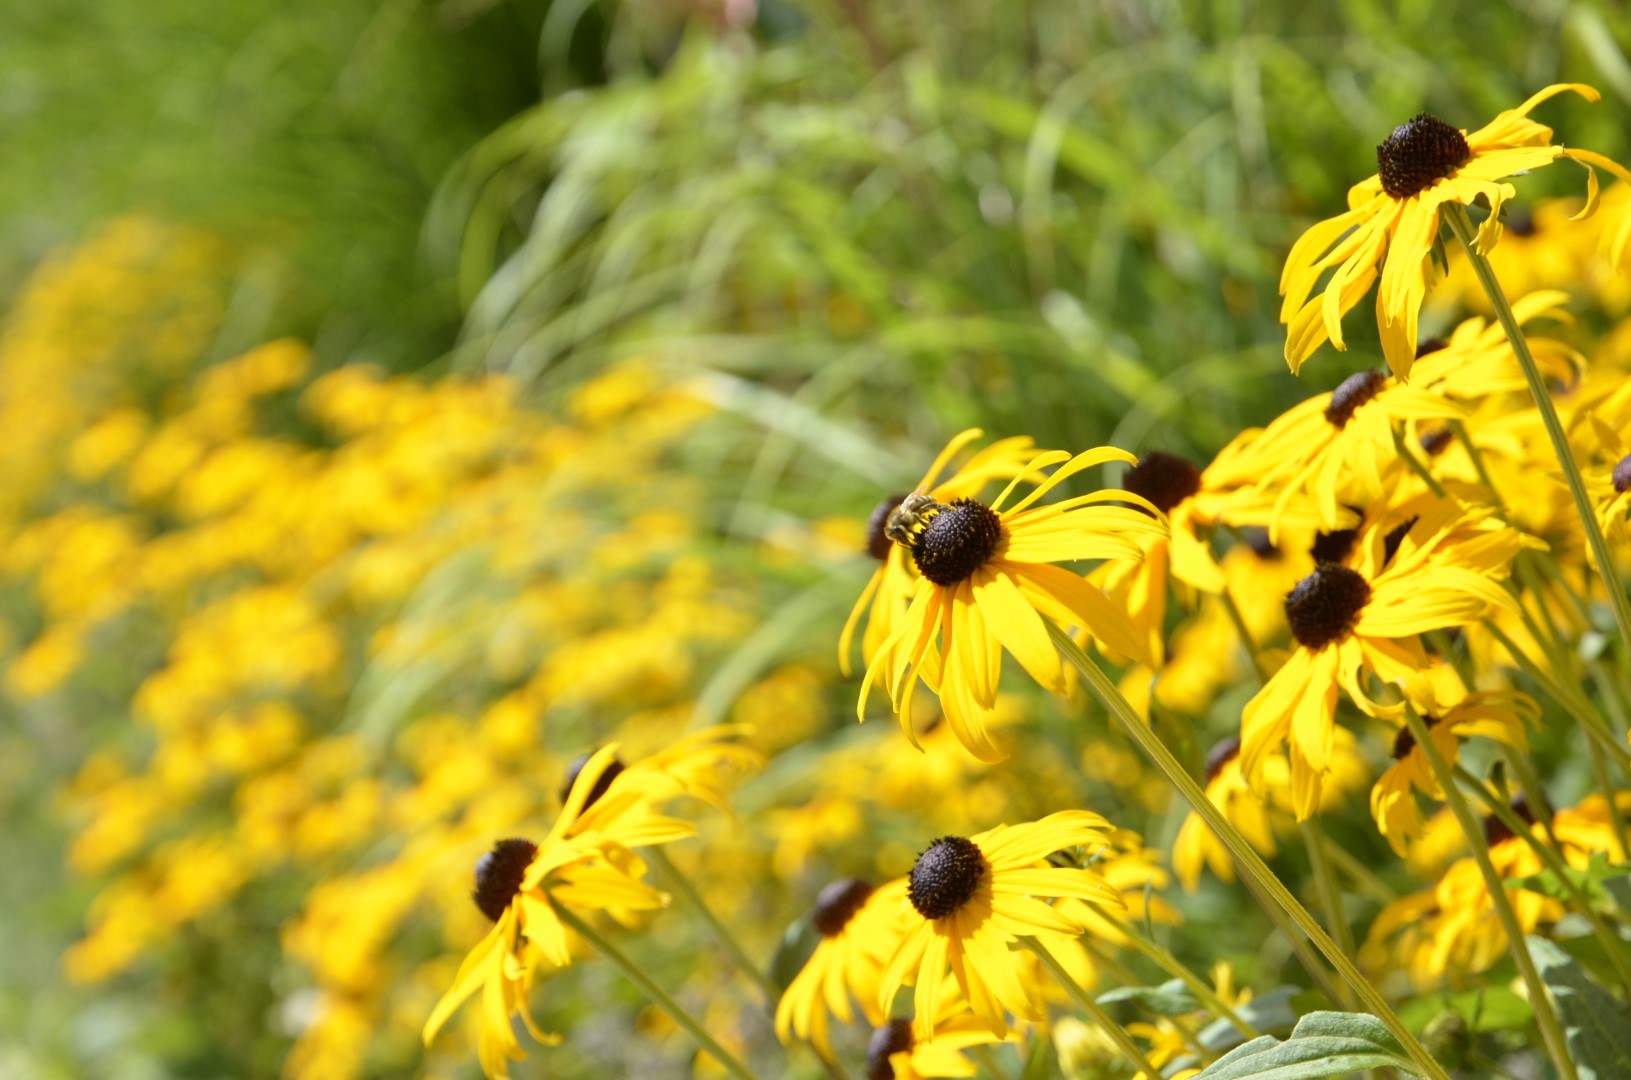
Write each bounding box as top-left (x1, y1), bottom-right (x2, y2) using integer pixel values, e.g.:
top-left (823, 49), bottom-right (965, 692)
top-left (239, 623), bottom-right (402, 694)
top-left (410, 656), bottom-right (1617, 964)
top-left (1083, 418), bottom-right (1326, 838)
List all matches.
top-left (3, 2), bottom-right (1631, 1077)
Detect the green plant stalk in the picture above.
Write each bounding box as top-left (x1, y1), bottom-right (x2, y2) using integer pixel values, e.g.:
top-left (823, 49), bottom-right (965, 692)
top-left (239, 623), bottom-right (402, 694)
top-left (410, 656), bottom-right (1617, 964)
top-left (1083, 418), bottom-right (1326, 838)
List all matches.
top-left (1024, 938), bottom-right (1163, 1079)
top-left (1484, 621), bottom-right (1631, 774)
top-left (1219, 584), bottom-right (1272, 682)
top-left (1398, 704), bottom-right (1577, 1080)
top-left (648, 849), bottom-right (853, 1080)
top-left (1447, 418), bottom-right (1504, 508)
top-left (1320, 840), bottom-right (1398, 905)
top-left (649, 848), bottom-right (780, 1005)
top-left (1298, 818), bottom-right (1357, 1008)
top-left (1118, 924), bottom-right (1262, 1040)
top-left (1047, 623), bottom-right (1452, 1080)
top-left (1391, 426), bottom-right (1447, 498)
top-left (1445, 202), bottom-right (1631, 661)
top-left (1453, 762), bottom-right (1631, 999)
top-left (1234, 859), bottom-right (1347, 1006)
top-left (556, 904), bottom-right (763, 1080)
top-left (1079, 936), bottom-right (1212, 1060)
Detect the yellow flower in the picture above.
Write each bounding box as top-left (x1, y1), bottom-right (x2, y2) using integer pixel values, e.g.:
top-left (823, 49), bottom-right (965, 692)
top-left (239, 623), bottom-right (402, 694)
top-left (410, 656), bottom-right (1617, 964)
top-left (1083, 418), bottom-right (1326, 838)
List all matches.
top-left (1173, 728), bottom-right (1366, 892)
top-left (1281, 83), bottom-right (1629, 379)
top-left (877, 811), bottom-right (1125, 1037)
top-left (1369, 667), bottom-right (1534, 855)
top-left (1240, 498), bottom-right (1531, 818)
top-left (422, 747), bottom-right (679, 1078)
top-left (1585, 413), bottom-right (1631, 543)
top-left (858, 433), bottom-right (1166, 760)
top-left (776, 878), bottom-right (908, 1054)
top-left (840, 430), bottom-right (1037, 677)
top-left (864, 993), bottom-right (1006, 1080)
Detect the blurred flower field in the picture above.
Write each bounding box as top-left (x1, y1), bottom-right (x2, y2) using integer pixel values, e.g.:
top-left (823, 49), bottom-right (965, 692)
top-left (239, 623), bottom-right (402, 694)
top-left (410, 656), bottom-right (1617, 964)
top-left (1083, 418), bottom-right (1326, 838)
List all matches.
top-left (9, 3), bottom-right (1631, 1079)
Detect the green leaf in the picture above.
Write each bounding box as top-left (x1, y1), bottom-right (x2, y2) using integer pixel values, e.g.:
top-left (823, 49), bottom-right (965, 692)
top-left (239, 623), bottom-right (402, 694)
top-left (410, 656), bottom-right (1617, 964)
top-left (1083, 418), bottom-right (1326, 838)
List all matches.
top-left (1191, 1011), bottom-right (1420, 1079)
top-left (1197, 987), bottom-right (1301, 1052)
top-left (1097, 979), bottom-right (1200, 1015)
top-left (1530, 935), bottom-right (1631, 1080)
top-left (1603, 875), bottom-right (1631, 916)
top-left (1504, 852), bottom-right (1628, 907)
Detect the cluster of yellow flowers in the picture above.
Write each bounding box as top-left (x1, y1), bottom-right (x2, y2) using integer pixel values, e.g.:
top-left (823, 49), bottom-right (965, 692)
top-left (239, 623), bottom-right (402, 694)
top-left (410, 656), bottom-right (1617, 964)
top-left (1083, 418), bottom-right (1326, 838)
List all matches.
top-left (10, 82), bottom-right (1631, 1080)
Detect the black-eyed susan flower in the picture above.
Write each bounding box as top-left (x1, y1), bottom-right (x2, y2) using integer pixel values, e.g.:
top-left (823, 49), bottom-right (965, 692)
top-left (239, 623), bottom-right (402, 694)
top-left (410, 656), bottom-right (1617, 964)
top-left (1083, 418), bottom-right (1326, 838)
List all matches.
top-left (1281, 83), bottom-right (1631, 379)
top-left (863, 993), bottom-right (1006, 1080)
top-left (841, 431), bottom-right (1037, 677)
top-left (857, 436), bottom-right (1165, 761)
top-left (775, 877), bottom-right (908, 1055)
top-left (1173, 729), bottom-right (1366, 892)
top-left (1362, 792), bottom-right (1630, 988)
top-left (1239, 498), bottom-right (1532, 818)
top-left (1369, 667), bottom-right (1535, 855)
top-left (876, 811), bottom-right (1125, 1037)
top-left (1585, 413), bottom-right (1631, 541)
top-left (424, 747), bottom-right (684, 1077)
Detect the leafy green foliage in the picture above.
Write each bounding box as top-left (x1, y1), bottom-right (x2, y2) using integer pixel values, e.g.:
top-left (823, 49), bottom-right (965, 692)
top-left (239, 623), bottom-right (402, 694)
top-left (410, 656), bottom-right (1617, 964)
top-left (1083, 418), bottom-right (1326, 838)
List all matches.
top-left (1531, 936), bottom-right (1631, 1080)
top-left (1192, 1011), bottom-right (1420, 1079)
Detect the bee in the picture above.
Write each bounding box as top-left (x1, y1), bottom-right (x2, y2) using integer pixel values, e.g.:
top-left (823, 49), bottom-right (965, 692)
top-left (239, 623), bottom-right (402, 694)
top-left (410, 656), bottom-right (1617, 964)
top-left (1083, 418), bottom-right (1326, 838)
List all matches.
top-left (883, 491), bottom-right (941, 548)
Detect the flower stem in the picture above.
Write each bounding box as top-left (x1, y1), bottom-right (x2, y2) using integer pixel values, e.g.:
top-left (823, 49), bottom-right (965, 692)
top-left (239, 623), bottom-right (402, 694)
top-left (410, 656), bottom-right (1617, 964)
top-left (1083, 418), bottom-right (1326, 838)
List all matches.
top-left (555, 904), bottom-right (763, 1080)
top-left (1453, 762), bottom-right (1631, 998)
top-left (1046, 623), bottom-right (1452, 1080)
top-left (1297, 818), bottom-right (1356, 1007)
top-left (1398, 704), bottom-right (1577, 1080)
top-left (1484, 620), bottom-right (1631, 774)
top-left (649, 847), bottom-right (780, 1005)
top-left (1391, 426), bottom-right (1447, 498)
top-left (1118, 925), bottom-right (1261, 1040)
top-left (1023, 938), bottom-right (1163, 1079)
top-left (1444, 202), bottom-right (1631, 660)
top-left (1219, 583), bottom-right (1272, 682)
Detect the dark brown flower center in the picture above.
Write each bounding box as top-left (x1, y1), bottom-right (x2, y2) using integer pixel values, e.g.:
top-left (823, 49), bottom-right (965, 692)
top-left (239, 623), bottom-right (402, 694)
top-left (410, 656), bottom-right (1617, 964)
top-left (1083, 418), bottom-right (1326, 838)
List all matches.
top-left (1311, 526), bottom-right (1358, 565)
top-left (473, 838), bottom-right (538, 921)
top-left (1614, 452), bottom-right (1631, 494)
top-left (1377, 113), bottom-right (1470, 199)
top-left (1484, 794), bottom-right (1539, 847)
top-left (1324, 370), bottom-right (1387, 429)
top-left (1285, 563), bottom-right (1372, 650)
top-left (866, 1019), bottom-right (914, 1080)
top-left (1415, 338), bottom-right (1448, 360)
top-left (1242, 528), bottom-right (1280, 560)
top-left (1419, 427), bottom-right (1454, 456)
top-left (1122, 450), bottom-right (1202, 514)
top-left (812, 878), bottom-right (875, 937)
top-left (867, 495), bottom-right (908, 560)
top-left (1382, 517), bottom-right (1418, 567)
top-left (1391, 714), bottom-right (1440, 760)
top-left (910, 499), bottom-right (1005, 587)
top-left (1205, 735), bottom-right (1242, 783)
top-left (560, 752), bottom-right (626, 812)
top-left (908, 836), bottom-right (986, 920)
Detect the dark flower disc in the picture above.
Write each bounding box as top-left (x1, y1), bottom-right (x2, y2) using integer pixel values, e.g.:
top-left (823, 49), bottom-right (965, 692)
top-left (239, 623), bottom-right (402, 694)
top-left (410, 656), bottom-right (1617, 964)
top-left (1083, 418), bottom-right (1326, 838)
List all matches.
top-left (1311, 526), bottom-right (1359, 565)
top-left (560, 752), bottom-right (626, 811)
top-left (1415, 338), bottom-right (1448, 360)
top-left (1121, 450), bottom-right (1202, 514)
top-left (1381, 516), bottom-right (1418, 567)
top-left (1484, 794), bottom-right (1539, 847)
top-left (911, 499), bottom-right (1004, 586)
top-left (867, 494), bottom-right (909, 560)
top-left (1391, 713), bottom-right (1440, 760)
top-left (1613, 452), bottom-right (1631, 494)
top-left (473, 838), bottom-right (539, 922)
top-left (907, 836), bottom-right (986, 920)
top-left (812, 877), bottom-right (875, 938)
top-left (1284, 563), bottom-right (1372, 650)
top-left (1324, 370), bottom-right (1387, 429)
top-left (1419, 427), bottom-right (1454, 456)
top-left (1377, 113), bottom-right (1470, 199)
top-left (1205, 735), bottom-right (1242, 783)
top-left (865, 1019), bottom-right (914, 1080)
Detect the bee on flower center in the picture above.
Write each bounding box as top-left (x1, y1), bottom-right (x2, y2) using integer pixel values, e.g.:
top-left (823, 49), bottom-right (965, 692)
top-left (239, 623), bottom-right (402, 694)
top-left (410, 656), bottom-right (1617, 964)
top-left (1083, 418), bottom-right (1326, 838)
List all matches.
top-left (866, 494), bottom-right (910, 559)
top-left (1377, 113), bottom-right (1471, 198)
top-left (907, 836), bottom-right (986, 919)
top-left (1284, 563), bottom-right (1372, 650)
top-left (472, 838), bottom-right (538, 921)
top-left (811, 877), bottom-right (875, 937)
top-left (888, 496), bottom-right (1005, 586)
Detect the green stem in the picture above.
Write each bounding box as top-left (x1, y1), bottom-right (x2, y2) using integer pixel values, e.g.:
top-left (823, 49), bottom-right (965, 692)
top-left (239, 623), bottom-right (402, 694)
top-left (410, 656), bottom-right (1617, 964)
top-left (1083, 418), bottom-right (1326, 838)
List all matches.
top-left (1447, 417), bottom-right (1504, 510)
top-left (1484, 621), bottom-right (1631, 775)
top-left (649, 848), bottom-right (780, 1005)
top-left (1235, 859), bottom-right (1347, 1006)
top-left (1453, 762), bottom-right (1631, 999)
top-left (1119, 925), bottom-right (1261, 1040)
top-left (1298, 818), bottom-right (1357, 1008)
top-left (1392, 426), bottom-right (1447, 498)
top-left (1046, 623), bottom-right (1452, 1080)
top-left (1023, 938), bottom-right (1163, 1079)
top-left (1445, 202), bottom-right (1631, 661)
top-left (1398, 704), bottom-right (1577, 1080)
top-left (1320, 840), bottom-right (1398, 905)
top-left (1219, 584), bottom-right (1272, 682)
top-left (556, 904), bottom-right (763, 1080)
